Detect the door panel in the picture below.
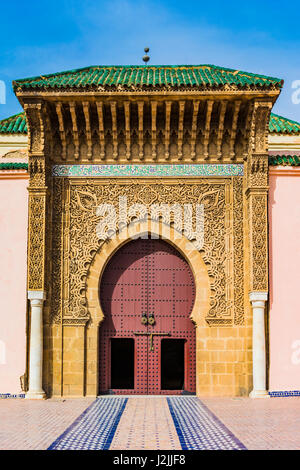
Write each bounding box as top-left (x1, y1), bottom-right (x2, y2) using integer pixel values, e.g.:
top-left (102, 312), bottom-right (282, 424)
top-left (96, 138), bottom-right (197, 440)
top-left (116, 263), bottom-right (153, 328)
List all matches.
top-left (99, 239), bottom-right (149, 394)
top-left (99, 238), bottom-right (195, 395)
top-left (147, 240), bottom-right (196, 394)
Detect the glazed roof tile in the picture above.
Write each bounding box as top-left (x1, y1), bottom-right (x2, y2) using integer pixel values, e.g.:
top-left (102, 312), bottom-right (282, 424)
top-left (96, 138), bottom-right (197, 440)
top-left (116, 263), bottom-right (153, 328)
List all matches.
top-left (12, 65), bottom-right (283, 91)
top-left (0, 162), bottom-right (28, 170)
top-left (269, 113), bottom-right (300, 134)
top-left (0, 112), bottom-right (27, 134)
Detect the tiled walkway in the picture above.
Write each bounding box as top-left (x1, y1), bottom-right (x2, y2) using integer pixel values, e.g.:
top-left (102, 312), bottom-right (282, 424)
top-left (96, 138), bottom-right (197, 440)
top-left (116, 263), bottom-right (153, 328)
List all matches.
top-left (201, 397), bottom-right (300, 450)
top-left (0, 396), bottom-right (300, 450)
top-left (0, 398), bottom-right (94, 450)
top-left (110, 397), bottom-right (181, 450)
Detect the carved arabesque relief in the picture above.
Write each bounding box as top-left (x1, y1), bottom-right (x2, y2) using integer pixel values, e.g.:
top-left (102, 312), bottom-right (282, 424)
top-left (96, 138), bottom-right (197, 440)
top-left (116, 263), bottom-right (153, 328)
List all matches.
top-left (233, 177), bottom-right (244, 324)
top-left (51, 177), bottom-right (244, 326)
top-left (245, 101), bottom-right (271, 293)
top-left (249, 194), bottom-right (268, 291)
top-left (28, 193), bottom-right (46, 291)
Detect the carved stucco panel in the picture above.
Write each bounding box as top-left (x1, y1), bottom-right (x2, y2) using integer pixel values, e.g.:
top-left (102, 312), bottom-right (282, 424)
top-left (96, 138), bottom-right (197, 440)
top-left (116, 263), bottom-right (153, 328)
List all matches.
top-left (248, 193), bottom-right (268, 291)
top-left (28, 192), bottom-right (46, 291)
top-left (50, 178), bottom-right (244, 325)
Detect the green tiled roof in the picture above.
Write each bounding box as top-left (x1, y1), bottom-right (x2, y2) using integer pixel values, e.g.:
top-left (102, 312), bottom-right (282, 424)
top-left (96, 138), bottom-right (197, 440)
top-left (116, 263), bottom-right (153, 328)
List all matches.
top-left (268, 155), bottom-right (300, 166)
top-left (0, 112), bottom-right (27, 134)
top-left (0, 162), bottom-right (28, 170)
top-left (12, 65), bottom-right (283, 91)
top-left (269, 113), bottom-right (300, 134)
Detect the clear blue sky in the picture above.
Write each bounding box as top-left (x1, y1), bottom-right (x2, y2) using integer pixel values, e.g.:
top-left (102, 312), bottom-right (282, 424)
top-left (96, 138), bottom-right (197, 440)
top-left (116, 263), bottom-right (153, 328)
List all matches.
top-left (1, 0), bottom-right (299, 121)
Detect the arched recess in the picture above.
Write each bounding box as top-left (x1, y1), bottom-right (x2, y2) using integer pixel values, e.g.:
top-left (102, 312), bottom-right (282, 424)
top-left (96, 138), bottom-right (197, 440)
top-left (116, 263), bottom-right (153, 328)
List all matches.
top-left (85, 219), bottom-right (211, 396)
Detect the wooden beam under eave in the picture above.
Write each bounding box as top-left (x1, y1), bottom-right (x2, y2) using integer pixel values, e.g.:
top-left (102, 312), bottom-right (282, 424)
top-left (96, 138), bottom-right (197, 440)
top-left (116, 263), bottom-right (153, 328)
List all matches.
top-left (55, 102), bottom-right (67, 160)
top-left (190, 100), bottom-right (199, 161)
top-left (243, 102), bottom-right (255, 160)
top-left (69, 102), bottom-right (80, 160)
top-left (43, 105), bottom-right (54, 158)
top-left (164, 101), bottom-right (172, 160)
top-left (83, 101), bottom-right (92, 160)
top-left (229, 100), bottom-right (241, 160)
top-left (216, 101), bottom-right (227, 160)
top-left (96, 101), bottom-right (105, 160)
top-left (151, 101), bottom-right (157, 160)
top-left (203, 100), bottom-right (214, 160)
top-left (138, 101), bottom-right (144, 160)
top-left (110, 101), bottom-right (118, 160)
top-left (124, 101), bottom-right (131, 160)
top-left (177, 101), bottom-right (185, 160)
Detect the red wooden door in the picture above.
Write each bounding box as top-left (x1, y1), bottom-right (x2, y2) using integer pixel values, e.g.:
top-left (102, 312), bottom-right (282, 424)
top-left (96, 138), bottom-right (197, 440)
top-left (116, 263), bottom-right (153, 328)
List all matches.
top-left (99, 239), bottom-right (195, 395)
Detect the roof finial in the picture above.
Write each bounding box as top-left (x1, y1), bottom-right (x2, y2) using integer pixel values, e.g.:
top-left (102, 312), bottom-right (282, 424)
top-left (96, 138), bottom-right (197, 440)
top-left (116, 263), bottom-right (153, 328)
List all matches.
top-left (143, 47), bottom-right (150, 65)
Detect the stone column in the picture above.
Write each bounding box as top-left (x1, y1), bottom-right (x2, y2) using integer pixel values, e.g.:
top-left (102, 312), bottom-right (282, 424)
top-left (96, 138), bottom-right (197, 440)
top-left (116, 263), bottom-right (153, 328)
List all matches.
top-left (23, 101), bottom-right (49, 399)
top-left (25, 291), bottom-right (46, 399)
top-left (249, 291), bottom-right (269, 398)
top-left (245, 100), bottom-right (274, 398)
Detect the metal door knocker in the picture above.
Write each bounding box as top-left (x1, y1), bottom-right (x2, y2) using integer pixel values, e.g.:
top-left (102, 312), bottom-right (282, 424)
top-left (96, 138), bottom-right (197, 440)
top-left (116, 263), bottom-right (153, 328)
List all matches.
top-left (148, 313), bottom-right (155, 325)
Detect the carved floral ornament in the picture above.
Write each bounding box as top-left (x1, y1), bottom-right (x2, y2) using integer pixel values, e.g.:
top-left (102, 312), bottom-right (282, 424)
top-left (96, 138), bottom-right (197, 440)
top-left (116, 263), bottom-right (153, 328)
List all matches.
top-left (50, 177), bottom-right (244, 326)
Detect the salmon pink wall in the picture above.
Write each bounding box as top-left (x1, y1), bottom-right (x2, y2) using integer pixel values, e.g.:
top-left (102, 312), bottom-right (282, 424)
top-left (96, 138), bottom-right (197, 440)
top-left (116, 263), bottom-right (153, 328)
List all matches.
top-left (269, 169), bottom-right (300, 392)
top-left (0, 177), bottom-right (28, 394)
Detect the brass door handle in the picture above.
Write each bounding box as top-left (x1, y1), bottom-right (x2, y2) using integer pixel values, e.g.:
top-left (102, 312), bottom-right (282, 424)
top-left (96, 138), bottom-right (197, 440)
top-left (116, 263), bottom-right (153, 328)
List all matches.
top-left (141, 313), bottom-right (148, 325)
top-left (148, 313), bottom-right (155, 325)
top-left (134, 331), bottom-right (171, 351)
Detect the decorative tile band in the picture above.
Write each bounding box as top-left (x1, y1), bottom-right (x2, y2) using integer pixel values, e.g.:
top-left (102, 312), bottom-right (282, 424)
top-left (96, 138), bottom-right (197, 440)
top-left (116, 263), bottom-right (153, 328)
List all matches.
top-left (48, 397), bottom-right (128, 450)
top-left (269, 391), bottom-right (300, 397)
top-left (52, 164), bottom-right (244, 178)
top-left (167, 397), bottom-right (246, 450)
top-left (0, 393), bottom-right (25, 399)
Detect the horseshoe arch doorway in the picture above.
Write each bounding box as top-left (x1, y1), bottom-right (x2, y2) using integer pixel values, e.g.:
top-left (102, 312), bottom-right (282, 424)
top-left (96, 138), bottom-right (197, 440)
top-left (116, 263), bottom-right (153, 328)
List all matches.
top-left (98, 238), bottom-right (196, 395)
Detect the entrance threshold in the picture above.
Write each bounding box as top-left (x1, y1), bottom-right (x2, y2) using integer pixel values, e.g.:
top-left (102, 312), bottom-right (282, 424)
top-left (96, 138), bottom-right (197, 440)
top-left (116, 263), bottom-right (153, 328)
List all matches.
top-left (97, 394), bottom-right (196, 398)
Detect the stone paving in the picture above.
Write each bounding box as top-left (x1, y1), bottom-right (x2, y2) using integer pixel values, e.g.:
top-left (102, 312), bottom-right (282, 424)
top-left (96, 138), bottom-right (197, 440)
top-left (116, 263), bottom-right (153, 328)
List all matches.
top-left (201, 397), bottom-right (300, 450)
top-left (110, 397), bottom-right (181, 450)
top-left (0, 396), bottom-right (299, 450)
top-left (0, 398), bottom-right (94, 450)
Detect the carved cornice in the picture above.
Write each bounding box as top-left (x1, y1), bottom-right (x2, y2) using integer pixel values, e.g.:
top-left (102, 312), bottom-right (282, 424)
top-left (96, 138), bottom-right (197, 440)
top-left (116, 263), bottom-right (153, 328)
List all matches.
top-left (20, 97), bottom-right (279, 165)
top-left (23, 101), bottom-right (45, 156)
top-left (16, 88), bottom-right (281, 98)
top-left (249, 100), bottom-right (273, 156)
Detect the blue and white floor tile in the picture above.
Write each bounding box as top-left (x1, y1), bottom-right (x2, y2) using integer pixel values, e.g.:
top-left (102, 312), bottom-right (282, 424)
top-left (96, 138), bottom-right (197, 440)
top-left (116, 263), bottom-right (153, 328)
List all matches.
top-left (48, 396), bottom-right (246, 450)
top-left (167, 397), bottom-right (246, 450)
top-left (48, 397), bottom-right (127, 450)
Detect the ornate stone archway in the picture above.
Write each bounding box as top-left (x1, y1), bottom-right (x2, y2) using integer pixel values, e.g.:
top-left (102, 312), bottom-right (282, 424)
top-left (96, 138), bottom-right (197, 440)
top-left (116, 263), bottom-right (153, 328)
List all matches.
top-left (85, 220), bottom-right (211, 396)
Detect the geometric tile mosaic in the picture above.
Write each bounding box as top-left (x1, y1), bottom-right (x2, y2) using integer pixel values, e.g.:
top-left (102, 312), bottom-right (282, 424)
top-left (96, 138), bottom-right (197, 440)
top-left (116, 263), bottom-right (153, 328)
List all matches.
top-left (47, 396), bottom-right (247, 450)
top-left (0, 394), bottom-right (25, 399)
top-left (52, 163), bottom-right (244, 178)
top-left (167, 397), bottom-right (247, 450)
top-left (48, 398), bottom-right (127, 450)
top-left (269, 391), bottom-right (300, 397)
top-left (109, 397), bottom-right (181, 450)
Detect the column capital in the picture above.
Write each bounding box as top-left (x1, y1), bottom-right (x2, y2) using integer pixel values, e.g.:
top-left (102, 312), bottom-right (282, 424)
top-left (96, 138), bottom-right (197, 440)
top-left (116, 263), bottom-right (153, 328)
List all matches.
top-left (249, 291), bottom-right (268, 303)
top-left (28, 290), bottom-right (46, 301)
